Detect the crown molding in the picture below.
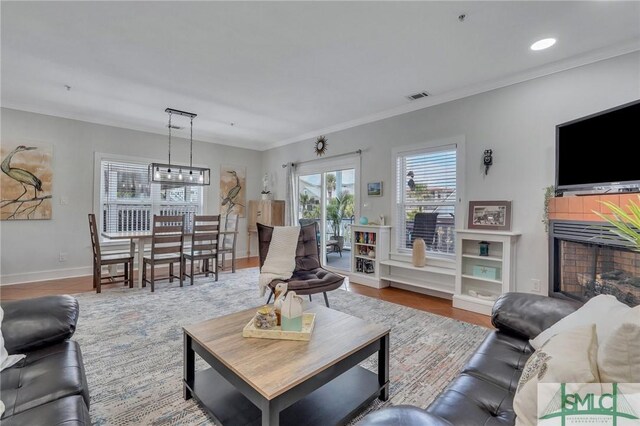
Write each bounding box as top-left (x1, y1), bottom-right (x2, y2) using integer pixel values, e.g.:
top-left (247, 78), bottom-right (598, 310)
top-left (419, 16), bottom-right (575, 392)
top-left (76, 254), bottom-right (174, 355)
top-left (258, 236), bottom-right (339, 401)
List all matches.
top-left (4, 40), bottom-right (638, 153)
top-left (264, 40), bottom-right (640, 151)
top-left (0, 102), bottom-right (266, 151)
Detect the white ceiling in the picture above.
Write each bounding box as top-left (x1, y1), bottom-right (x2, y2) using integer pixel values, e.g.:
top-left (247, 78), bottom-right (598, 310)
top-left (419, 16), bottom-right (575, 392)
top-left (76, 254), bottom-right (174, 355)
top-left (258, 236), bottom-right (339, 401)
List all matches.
top-left (2, 1), bottom-right (639, 151)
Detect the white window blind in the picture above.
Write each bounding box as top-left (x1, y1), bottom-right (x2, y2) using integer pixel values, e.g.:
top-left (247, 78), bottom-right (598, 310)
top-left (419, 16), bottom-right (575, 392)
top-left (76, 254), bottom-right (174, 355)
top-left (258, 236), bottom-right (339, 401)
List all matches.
top-left (100, 159), bottom-right (203, 234)
top-left (395, 145), bottom-right (457, 255)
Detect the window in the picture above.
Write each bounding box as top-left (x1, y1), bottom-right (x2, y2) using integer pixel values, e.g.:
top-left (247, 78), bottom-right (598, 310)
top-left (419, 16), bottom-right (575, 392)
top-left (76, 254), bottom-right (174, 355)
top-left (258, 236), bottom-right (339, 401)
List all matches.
top-left (395, 144), bottom-right (457, 255)
top-left (100, 159), bottom-right (203, 235)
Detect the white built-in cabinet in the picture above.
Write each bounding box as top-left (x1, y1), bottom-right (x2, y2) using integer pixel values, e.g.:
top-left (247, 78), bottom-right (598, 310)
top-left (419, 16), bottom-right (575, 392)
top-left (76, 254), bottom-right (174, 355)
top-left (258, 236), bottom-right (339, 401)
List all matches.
top-left (453, 229), bottom-right (520, 315)
top-left (349, 225), bottom-right (391, 288)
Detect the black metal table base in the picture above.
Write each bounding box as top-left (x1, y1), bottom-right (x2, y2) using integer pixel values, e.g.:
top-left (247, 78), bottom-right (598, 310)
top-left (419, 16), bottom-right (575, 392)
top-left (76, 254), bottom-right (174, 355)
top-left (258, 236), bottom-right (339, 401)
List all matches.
top-left (184, 332), bottom-right (390, 426)
top-left (185, 367), bottom-right (382, 426)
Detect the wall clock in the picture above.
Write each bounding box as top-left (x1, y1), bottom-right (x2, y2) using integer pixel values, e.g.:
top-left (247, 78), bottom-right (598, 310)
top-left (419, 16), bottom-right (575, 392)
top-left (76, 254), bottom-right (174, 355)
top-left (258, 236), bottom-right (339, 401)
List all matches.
top-left (315, 136), bottom-right (327, 156)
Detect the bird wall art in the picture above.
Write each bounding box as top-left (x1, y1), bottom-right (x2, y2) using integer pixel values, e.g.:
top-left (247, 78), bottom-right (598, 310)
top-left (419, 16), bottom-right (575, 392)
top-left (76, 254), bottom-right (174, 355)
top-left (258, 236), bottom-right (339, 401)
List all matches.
top-left (220, 165), bottom-right (246, 218)
top-left (0, 144), bottom-right (52, 220)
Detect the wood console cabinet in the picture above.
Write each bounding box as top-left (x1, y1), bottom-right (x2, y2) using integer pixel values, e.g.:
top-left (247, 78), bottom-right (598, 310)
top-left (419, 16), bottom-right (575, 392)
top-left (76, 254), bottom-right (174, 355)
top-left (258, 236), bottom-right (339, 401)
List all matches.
top-left (247, 200), bottom-right (285, 257)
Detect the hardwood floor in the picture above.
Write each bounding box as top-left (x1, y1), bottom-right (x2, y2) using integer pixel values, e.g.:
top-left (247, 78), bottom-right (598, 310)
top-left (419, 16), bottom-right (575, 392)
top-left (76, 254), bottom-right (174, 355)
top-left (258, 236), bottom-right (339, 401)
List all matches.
top-left (0, 257), bottom-right (492, 328)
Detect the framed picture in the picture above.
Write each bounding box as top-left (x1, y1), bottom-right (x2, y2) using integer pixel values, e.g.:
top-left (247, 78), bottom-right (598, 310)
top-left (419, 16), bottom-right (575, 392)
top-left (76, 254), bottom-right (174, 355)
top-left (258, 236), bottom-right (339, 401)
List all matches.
top-left (220, 165), bottom-right (246, 217)
top-left (367, 181), bottom-right (382, 197)
top-left (468, 200), bottom-right (512, 231)
top-left (1, 143), bottom-right (53, 220)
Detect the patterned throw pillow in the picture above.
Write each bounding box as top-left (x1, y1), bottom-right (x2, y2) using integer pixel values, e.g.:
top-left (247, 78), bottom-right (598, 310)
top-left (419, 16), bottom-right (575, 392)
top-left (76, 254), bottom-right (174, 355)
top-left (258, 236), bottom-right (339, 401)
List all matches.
top-left (514, 324), bottom-right (600, 426)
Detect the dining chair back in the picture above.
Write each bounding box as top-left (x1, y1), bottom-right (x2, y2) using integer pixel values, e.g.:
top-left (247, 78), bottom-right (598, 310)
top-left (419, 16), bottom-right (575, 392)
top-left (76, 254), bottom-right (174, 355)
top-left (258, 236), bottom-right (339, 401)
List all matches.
top-left (183, 215), bottom-right (220, 284)
top-left (143, 215), bottom-right (185, 291)
top-left (88, 213), bottom-right (134, 293)
top-left (412, 212), bottom-right (439, 248)
top-left (219, 213), bottom-right (239, 273)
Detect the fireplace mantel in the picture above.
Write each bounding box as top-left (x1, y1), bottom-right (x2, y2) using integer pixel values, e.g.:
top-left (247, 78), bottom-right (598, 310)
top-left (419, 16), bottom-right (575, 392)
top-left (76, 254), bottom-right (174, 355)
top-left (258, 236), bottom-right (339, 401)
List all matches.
top-left (549, 193), bottom-right (639, 222)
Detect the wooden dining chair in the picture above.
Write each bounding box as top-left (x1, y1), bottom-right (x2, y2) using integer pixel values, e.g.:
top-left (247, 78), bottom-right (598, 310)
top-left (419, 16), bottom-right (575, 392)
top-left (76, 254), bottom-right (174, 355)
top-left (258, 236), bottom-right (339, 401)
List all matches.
top-left (218, 213), bottom-right (239, 273)
top-left (183, 215), bottom-right (220, 285)
top-left (88, 213), bottom-right (134, 293)
top-left (142, 215), bottom-right (185, 292)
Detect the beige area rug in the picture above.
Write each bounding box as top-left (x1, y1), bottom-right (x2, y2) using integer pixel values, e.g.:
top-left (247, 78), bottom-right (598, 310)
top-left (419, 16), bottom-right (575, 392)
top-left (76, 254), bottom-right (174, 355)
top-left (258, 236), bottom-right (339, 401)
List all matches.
top-left (71, 268), bottom-right (489, 425)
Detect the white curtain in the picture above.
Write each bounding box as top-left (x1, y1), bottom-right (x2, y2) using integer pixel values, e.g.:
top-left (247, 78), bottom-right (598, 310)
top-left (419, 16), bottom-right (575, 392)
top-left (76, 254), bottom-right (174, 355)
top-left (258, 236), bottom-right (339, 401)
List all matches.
top-left (284, 163), bottom-right (297, 225)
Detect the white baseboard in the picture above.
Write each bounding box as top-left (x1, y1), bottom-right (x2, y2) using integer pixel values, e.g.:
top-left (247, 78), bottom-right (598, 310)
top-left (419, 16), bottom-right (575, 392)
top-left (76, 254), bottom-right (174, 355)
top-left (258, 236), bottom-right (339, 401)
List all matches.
top-left (0, 266), bottom-right (94, 286)
top-left (0, 254), bottom-right (251, 286)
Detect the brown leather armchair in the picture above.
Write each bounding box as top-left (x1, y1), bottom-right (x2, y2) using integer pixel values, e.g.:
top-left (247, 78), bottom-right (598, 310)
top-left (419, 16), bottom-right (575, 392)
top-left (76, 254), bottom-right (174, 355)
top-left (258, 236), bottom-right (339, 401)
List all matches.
top-left (257, 222), bottom-right (345, 307)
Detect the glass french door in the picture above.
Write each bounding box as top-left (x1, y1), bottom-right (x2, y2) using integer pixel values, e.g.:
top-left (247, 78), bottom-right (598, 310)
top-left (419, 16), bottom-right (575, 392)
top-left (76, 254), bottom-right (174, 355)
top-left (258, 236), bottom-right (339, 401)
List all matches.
top-left (297, 167), bottom-right (356, 272)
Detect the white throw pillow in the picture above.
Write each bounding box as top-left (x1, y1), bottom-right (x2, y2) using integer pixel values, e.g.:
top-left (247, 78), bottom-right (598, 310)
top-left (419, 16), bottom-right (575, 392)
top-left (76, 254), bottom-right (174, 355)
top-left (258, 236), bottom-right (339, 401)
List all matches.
top-left (598, 306), bottom-right (640, 383)
top-left (514, 324), bottom-right (600, 426)
top-left (530, 295), bottom-right (630, 349)
top-left (1, 306), bottom-right (26, 372)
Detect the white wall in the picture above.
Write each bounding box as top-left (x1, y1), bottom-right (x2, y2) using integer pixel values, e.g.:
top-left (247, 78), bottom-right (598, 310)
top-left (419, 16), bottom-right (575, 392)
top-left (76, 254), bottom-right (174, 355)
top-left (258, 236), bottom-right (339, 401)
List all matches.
top-left (263, 52), bottom-right (640, 294)
top-left (0, 109), bottom-right (262, 284)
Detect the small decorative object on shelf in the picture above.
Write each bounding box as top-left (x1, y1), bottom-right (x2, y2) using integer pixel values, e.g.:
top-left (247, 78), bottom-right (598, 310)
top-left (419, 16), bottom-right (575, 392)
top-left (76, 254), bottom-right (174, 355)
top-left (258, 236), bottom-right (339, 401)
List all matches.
top-left (359, 216), bottom-right (369, 225)
top-left (478, 241), bottom-right (490, 256)
top-left (412, 238), bottom-right (426, 267)
top-left (261, 173), bottom-right (271, 200)
top-left (378, 214), bottom-right (385, 225)
top-left (254, 306), bottom-right (277, 329)
top-left (472, 265), bottom-right (499, 280)
top-left (281, 291), bottom-right (304, 332)
top-left (368, 249), bottom-right (376, 258)
top-left (468, 289), bottom-right (498, 301)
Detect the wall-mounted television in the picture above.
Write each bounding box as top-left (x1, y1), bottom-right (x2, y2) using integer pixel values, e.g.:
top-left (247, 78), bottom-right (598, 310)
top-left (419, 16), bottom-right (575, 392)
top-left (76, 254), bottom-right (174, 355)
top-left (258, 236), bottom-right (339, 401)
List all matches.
top-left (556, 99), bottom-right (640, 192)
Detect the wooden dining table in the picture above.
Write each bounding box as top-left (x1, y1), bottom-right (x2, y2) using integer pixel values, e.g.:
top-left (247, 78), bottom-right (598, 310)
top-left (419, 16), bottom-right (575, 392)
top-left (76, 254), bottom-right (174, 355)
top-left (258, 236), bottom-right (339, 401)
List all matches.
top-left (101, 230), bottom-right (238, 288)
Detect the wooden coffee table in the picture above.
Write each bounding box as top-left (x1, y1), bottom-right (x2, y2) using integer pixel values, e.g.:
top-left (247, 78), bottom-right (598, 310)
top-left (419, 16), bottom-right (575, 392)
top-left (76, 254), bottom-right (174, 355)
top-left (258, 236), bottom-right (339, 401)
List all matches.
top-left (183, 303), bottom-right (390, 426)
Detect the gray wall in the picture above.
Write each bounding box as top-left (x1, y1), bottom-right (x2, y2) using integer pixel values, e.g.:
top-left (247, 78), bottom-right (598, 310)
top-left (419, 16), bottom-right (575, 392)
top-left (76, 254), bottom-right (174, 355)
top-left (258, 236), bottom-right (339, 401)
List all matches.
top-left (0, 109), bottom-right (262, 284)
top-left (263, 52), bottom-right (640, 294)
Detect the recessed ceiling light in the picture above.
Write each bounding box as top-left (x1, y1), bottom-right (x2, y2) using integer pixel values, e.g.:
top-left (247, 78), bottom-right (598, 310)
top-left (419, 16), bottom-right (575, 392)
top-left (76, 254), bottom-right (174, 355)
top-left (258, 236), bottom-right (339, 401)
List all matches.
top-left (530, 38), bottom-right (556, 51)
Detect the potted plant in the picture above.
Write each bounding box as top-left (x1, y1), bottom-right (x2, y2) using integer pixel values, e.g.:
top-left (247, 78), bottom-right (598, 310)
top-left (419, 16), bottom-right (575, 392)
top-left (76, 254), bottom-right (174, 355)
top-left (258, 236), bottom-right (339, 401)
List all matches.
top-left (596, 195), bottom-right (640, 251)
top-left (326, 191), bottom-right (353, 249)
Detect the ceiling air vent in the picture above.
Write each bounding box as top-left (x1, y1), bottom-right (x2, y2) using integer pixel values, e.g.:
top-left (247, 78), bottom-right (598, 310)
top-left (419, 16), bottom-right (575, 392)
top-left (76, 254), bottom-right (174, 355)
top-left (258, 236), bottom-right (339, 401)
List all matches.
top-left (407, 91), bottom-right (429, 101)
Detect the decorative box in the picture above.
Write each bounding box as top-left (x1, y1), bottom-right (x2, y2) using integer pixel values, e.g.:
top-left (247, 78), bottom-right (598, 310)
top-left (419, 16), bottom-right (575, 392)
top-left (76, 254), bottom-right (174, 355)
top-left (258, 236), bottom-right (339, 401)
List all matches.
top-left (281, 315), bottom-right (303, 332)
top-left (472, 265), bottom-right (499, 280)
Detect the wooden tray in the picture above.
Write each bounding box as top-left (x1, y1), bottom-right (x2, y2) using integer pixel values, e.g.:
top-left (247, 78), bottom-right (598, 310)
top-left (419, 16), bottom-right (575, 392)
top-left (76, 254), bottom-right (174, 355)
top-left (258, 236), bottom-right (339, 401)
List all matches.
top-left (242, 313), bottom-right (316, 341)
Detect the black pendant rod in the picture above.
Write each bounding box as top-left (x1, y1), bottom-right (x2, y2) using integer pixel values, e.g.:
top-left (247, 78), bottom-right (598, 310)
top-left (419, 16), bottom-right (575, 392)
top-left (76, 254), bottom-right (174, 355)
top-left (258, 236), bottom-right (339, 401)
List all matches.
top-left (165, 108), bottom-right (197, 119)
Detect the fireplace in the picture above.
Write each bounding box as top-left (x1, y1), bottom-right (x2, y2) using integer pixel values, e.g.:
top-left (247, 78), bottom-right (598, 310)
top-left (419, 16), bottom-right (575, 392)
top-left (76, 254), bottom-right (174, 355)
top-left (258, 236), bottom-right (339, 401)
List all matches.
top-left (550, 220), bottom-right (640, 306)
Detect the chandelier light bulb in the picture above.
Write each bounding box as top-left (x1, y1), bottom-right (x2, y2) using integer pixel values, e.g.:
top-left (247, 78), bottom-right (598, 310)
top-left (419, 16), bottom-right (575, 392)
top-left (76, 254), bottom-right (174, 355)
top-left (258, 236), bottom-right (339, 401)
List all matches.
top-left (199, 172), bottom-right (204, 182)
top-left (178, 170), bottom-right (183, 180)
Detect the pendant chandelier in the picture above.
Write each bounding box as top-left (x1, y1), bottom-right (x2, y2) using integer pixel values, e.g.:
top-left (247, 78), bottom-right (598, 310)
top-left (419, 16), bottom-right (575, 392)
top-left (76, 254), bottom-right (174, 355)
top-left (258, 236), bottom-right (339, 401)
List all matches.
top-left (148, 108), bottom-right (211, 186)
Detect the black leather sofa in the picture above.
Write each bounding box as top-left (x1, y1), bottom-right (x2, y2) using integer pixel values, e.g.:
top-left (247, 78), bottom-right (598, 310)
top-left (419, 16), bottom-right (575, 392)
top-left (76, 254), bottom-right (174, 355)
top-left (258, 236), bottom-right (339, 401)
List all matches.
top-left (1, 295), bottom-right (91, 425)
top-left (360, 293), bottom-right (581, 426)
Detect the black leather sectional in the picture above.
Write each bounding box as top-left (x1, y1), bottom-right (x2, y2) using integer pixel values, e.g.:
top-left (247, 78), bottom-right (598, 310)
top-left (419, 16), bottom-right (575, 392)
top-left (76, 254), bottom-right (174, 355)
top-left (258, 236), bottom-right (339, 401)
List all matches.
top-left (359, 293), bottom-right (581, 426)
top-left (1, 295), bottom-right (91, 426)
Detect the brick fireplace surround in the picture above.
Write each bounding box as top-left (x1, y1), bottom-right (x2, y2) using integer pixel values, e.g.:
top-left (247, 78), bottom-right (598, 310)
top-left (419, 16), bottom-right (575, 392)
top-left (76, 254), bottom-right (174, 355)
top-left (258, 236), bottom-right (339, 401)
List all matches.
top-left (548, 193), bottom-right (640, 306)
top-left (548, 193), bottom-right (639, 221)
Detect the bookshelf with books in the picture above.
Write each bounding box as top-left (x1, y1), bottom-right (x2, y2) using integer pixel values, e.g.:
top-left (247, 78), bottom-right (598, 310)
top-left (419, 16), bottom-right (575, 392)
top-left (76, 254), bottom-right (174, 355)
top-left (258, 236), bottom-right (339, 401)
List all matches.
top-left (350, 224), bottom-right (391, 288)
